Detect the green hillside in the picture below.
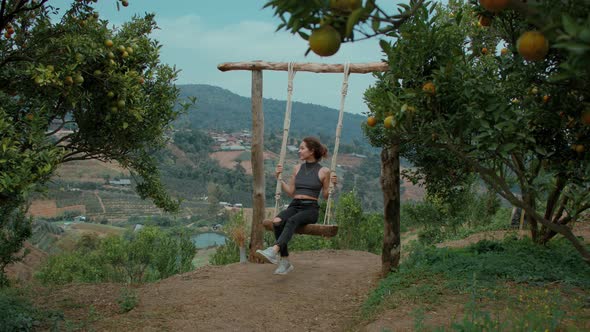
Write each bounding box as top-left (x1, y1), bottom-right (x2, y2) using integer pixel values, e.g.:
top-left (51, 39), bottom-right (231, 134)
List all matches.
top-left (177, 84), bottom-right (370, 146)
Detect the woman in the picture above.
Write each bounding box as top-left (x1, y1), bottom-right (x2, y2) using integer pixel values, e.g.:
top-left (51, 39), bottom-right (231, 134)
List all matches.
top-left (256, 136), bottom-right (337, 275)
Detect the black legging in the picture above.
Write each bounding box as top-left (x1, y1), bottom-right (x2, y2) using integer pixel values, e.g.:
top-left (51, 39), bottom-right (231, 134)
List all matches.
top-left (273, 199), bottom-right (319, 257)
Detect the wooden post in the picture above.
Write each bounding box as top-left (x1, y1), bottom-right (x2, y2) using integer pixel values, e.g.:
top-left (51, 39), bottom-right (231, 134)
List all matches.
top-left (249, 70), bottom-right (265, 262)
top-left (381, 140), bottom-right (401, 277)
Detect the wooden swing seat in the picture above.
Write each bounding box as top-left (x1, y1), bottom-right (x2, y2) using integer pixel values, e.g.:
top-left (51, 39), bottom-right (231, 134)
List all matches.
top-left (262, 219), bottom-right (339, 237)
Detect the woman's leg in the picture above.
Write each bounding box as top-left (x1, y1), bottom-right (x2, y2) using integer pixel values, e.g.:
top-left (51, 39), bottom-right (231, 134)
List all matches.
top-left (273, 206), bottom-right (298, 257)
top-left (275, 206), bottom-right (318, 256)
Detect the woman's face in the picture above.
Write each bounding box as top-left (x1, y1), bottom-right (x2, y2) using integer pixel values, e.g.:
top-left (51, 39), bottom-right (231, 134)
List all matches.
top-left (298, 141), bottom-right (314, 161)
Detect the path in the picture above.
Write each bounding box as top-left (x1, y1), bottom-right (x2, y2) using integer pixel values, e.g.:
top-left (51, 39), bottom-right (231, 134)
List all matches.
top-left (94, 190), bottom-right (106, 214)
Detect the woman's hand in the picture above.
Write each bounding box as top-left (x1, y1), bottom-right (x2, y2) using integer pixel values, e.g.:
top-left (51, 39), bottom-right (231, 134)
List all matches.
top-left (275, 164), bottom-right (283, 179)
top-left (330, 172), bottom-right (338, 185)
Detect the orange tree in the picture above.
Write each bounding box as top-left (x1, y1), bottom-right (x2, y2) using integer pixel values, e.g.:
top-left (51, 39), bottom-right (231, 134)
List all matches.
top-left (265, 0), bottom-right (590, 269)
top-left (0, 0), bottom-right (189, 285)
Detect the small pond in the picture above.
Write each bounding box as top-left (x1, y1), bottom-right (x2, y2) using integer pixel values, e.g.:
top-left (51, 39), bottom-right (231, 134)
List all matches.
top-left (191, 232), bottom-right (227, 249)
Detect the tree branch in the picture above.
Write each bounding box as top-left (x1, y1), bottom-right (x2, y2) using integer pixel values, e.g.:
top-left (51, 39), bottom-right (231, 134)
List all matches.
top-left (443, 142), bottom-right (590, 264)
top-left (544, 174), bottom-right (567, 221)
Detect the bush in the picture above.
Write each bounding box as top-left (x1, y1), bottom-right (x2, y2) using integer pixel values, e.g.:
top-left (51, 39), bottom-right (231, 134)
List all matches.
top-left (0, 288), bottom-right (38, 331)
top-left (36, 227), bottom-right (196, 284)
top-left (117, 288), bottom-right (138, 313)
top-left (363, 237), bottom-right (590, 317)
top-left (0, 205), bottom-right (32, 287)
top-left (403, 187), bottom-right (508, 244)
top-left (209, 238), bottom-right (240, 265)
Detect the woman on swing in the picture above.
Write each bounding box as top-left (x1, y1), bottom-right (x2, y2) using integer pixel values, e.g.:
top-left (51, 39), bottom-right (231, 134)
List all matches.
top-left (256, 136), bottom-right (337, 275)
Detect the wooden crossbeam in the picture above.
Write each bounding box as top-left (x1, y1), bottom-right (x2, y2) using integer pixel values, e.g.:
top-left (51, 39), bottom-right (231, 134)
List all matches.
top-left (218, 61), bottom-right (389, 74)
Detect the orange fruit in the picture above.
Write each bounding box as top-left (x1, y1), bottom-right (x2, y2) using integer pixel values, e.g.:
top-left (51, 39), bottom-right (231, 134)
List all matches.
top-left (422, 82), bottom-right (436, 95)
top-left (478, 15), bottom-right (492, 27)
top-left (74, 75), bottom-right (84, 84)
top-left (104, 39), bottom-right (113, 48)
top-left (573, 144), bottom-right (585, 153)
top-left (367, 116), bottom-right (377, 127)
top-left (482, 47), bottom-right (488, 55)
top-left (64, 76), bottom-right (74, 85)
top-left (517, 31), bottom-right (549, 62)
top-left (542, 95), bottom-right (550, 104)
top-left (500, 48), bottom-right (509, 56)
top-left (581, 110), bottom-right (590, 125)
top-left (479, 0), bottom-right (510, 13)
top-left (384, 115), bottom-right (395, 129)
top-left (309, 25), bottom-right (341, 57)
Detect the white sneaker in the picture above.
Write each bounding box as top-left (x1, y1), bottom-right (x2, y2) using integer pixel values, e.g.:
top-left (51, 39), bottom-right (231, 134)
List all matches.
top-left (273, 258), bottom-right (294, 275)
top-left (256, 246), bottom-right (279, 264)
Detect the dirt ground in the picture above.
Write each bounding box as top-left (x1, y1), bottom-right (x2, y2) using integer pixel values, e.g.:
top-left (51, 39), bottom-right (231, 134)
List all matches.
top-left (22, 223), bottom-right (590, 331)
top-left (33, 250), bottom-right (382, 331)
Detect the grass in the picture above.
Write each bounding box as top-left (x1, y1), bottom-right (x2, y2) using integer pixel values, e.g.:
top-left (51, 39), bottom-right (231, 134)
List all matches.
top-left (360, 236), bottom-right (590, 331)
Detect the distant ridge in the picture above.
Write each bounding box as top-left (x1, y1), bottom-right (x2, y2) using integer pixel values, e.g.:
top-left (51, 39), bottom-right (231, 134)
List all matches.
top-left (177, 84), bottom-right (367, 144)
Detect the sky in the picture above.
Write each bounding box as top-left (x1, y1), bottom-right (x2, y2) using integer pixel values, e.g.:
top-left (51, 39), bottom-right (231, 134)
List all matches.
top-left (52, 0), bottom-right (388, 115)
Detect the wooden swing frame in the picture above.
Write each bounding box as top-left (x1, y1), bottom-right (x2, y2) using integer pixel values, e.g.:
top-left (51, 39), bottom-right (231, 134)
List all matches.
top-left (217, 60), bottom-right (388, 261)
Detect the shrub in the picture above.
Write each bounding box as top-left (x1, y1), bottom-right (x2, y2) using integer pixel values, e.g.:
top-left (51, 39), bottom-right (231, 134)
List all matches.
top-left (0, 206), bottom-right (32, 287)
top-left (116, 288), bottom-right (138, 313)
top-left (363, 237), bottom-right (590, 317)
top-left (36, 227), bottom-right (196, 284)
top-left (0, 288), bottom-right (37, 331)
top-left (209, 238), bottom-right (240, 265)
top-left (403, 187), bottom-right (508, 244)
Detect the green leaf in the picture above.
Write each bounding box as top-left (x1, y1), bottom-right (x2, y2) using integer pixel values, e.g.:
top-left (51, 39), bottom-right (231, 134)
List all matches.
top-left (346, 8), bottom-right (364, 38)
top-left (553, 41), bottom-right (590, 54)
top-left (297, 31), bottom-right (309, 40)
top-left (372, 16), bottom-right (381, 33)
top-left (502, 143), bottom-right (518, 153)
top-left (379, 39), bottom-right (391, 54)
top-left (561, 14), bottom-right (579, 36)
top-left (535, 146), bottom-right (548, 156)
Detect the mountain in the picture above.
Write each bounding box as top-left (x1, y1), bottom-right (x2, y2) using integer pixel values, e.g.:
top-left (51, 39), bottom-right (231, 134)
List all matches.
top-left (177, 84), bottom-right (368, 145)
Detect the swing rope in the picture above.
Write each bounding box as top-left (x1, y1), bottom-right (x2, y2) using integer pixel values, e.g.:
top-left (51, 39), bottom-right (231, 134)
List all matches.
top-left (323, 62), bottom-right (350, 225)
top-left (272, 62), bottom-right (350, 227)
top-left (274, 62), bottom-right (296, 217)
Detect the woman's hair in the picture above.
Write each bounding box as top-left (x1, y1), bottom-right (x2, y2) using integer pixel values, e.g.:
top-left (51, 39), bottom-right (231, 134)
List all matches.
top-left (302, 136), bottom-right (328, 161)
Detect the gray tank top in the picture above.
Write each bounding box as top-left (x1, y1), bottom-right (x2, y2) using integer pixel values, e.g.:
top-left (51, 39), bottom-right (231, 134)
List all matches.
top-left (294, 162), bottom-right (323, 198)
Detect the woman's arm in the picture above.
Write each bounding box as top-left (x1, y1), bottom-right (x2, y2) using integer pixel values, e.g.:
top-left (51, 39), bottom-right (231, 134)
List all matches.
top-left (320, 167), bottom-right (337, 200)
top-left (276, 164), bottom-right (298, 197)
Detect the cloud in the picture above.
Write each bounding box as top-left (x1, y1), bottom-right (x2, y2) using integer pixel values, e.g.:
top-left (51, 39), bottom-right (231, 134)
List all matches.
top-left (152, 15), bottom-right (384, 115)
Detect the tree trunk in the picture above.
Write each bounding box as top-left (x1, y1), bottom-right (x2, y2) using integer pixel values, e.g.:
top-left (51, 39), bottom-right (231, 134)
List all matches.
top-left (540, 175), bottom-right (567, 241)
top-left (380, 142), bottom-right (401, 277)
top-left (249, 70), bottom-right (265, 263)
top-left (522, 191), bottom-right (539, 242)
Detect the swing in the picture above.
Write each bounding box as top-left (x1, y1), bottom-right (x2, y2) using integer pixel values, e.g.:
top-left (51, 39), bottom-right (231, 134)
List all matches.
top-left (261, 63), bottom-right (352, 238)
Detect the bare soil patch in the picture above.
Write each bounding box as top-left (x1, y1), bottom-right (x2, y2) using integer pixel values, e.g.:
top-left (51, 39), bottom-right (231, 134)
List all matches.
top-left (5, 242), bottom-right (48, 283)
top-left (28, 199), bottom-right (86, 218)
top-left (54, 159), bottom-right (129, 183)
top-left (210, 150), bottom-right (278, 175)
top-left (167, 143), bottom-right (196, 169)
top-left (33, 250), bottom-right (381, 331)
